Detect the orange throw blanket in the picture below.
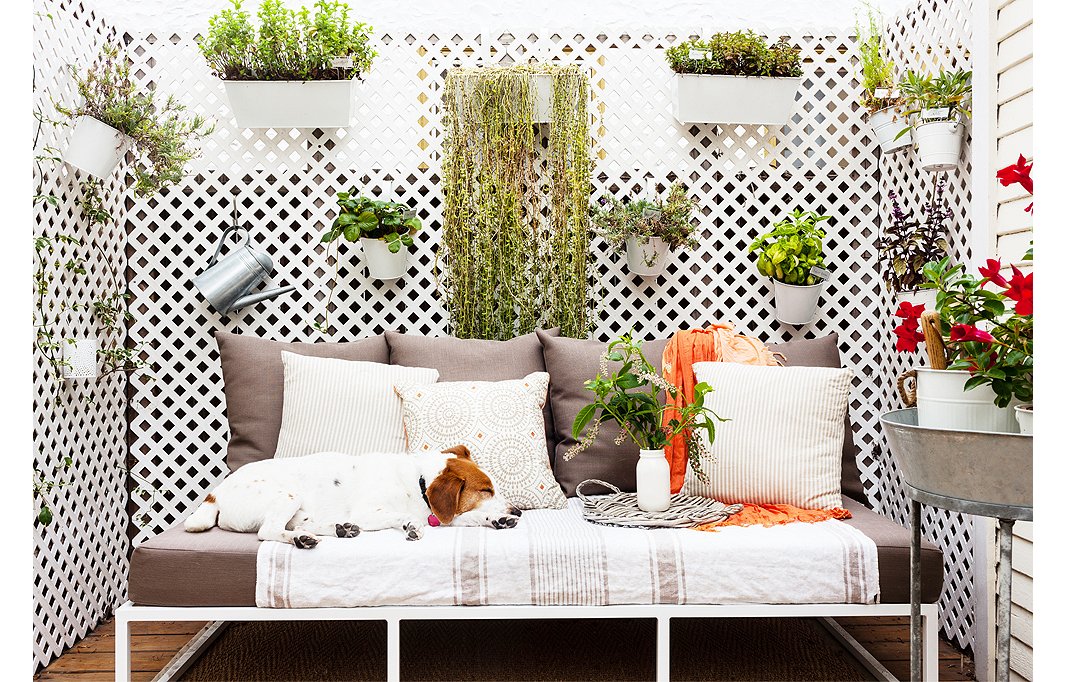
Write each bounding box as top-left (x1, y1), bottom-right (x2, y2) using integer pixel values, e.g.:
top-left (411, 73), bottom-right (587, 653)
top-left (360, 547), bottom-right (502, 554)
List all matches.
top-left (694, 503), bottom-right (852, 532)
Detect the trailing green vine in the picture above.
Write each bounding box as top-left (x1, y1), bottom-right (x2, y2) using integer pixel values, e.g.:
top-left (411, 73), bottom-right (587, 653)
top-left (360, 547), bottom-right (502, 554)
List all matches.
top-left (440, 64), bottom-right (592, 340)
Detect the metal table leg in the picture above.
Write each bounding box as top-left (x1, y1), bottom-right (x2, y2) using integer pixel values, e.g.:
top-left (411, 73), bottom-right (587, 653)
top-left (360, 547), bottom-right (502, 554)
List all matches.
top-left (995, 519), bottom-right (1015, 682)
top-left (910, 498), bottom-right (922, 681)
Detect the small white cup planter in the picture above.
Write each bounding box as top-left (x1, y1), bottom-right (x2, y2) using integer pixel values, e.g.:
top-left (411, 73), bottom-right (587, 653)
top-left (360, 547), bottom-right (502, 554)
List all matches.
top-left (223, 80), bottom-right (356, 129)
top-left (1014, 405), bottom-right (1033, 435)
top-left (360, 238), bottom-right (408, 281)
top-left (625, 236), bottom-right (669, 277)
top-left (913, 118), bottom-right (965, 172)
top-left (64, 116), bottom-right (130, 179)
top-left (636, 448), bottom-right (671, 512)
top-left (912, 368), bottom-right (1018, 433)
top-left (771, 279), bottom-right (823, 326)
top-left (671, 73), bottom-right (801, 125)
top-left (867, 106), bottom-right (912, 154)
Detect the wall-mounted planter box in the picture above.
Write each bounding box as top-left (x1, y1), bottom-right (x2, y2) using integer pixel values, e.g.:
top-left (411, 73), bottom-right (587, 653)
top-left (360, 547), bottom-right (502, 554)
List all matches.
top-left (867, 106), bottom-right (912, 153)
top-left (64, 115), bottom-right (131, 179)
top-left (671, 73), bottom-right (801, 125)
top-left (913, 118), bottom-right (964, 172)
top-left (223, 80), bottom-right (356, 129)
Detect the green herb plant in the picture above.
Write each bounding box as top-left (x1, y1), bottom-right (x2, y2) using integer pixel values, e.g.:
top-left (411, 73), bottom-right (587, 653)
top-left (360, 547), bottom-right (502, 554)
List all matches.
top-left (593, 183), bottom-right (698, 268)
top-left (748, 209), bottom-right (831, 285)
top-left (895, 68), bottom-right (972, 138)
top-left (665, 31), bottom-right (802, 77)
top-left (855, 4), bottom-right (901, 113)
top-left (199, 0), bottom-right (376, 81)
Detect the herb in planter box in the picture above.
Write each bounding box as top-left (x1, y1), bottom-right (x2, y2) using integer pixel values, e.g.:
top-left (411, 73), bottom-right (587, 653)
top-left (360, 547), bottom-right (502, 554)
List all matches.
top-left (593, 183), bottom-right (698, 277)
top-left (748, 209), bottom-right (831, 325)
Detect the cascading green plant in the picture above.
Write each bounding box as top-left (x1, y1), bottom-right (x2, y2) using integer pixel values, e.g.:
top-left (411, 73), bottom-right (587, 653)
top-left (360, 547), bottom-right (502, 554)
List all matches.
top-left (439, 64), bottom-right (592, 340)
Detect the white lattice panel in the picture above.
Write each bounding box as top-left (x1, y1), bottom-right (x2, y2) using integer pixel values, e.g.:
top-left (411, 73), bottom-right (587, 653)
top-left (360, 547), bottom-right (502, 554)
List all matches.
top-left (32, 0), bottom-right (129, 670)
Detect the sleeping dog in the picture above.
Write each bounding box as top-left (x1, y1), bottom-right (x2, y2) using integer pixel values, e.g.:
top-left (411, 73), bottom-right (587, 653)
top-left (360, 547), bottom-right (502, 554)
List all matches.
top-left (183, 445), bottom-right (521, 548)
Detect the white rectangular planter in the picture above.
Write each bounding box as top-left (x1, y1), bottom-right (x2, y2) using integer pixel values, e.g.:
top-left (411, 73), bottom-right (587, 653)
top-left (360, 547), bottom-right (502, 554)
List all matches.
top-left (223, 80), bottom-right (356, 129)
top-left (671, 73), bottom-right (801, 125)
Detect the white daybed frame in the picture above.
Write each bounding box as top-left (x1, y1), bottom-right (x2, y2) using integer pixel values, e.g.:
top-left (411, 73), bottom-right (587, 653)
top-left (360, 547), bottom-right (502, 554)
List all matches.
top-left (114, 601), bottom-right (939, 681)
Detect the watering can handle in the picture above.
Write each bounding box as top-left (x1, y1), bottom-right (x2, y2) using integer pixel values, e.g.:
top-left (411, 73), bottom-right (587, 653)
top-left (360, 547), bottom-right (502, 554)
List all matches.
top-left (207, 223), bottom-right (251, 268)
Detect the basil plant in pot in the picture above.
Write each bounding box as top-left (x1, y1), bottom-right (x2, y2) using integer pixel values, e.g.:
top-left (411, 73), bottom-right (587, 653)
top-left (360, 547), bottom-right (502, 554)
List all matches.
top-left (856, 6), bottom-right (910, 153)
top-left (748, 209), bottom-right (831, 326)
top-left (593, 183), bottom-right (698, 278)
top-left (321, 191), bottom-right (422, 281)
top-left (876, 178), bottom-right (951, 309)
top-left (897, 68), bottom-right (972, 171)
top-left (664, 30), bottom-right (802, 125)
top-left (198, 0), bottom-right (376, 128)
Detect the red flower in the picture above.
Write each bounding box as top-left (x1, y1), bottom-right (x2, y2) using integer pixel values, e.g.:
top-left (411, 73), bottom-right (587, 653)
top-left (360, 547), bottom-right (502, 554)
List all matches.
top-left (894, 301), bottom-right (926, 320)
top-left (978, 258), bottom-right (1007, 288)
top-left (950, 324), bottom-right (994, 344)
top-left (997, 154), bottom-right (1033, 194)
top-left (1005, 266), bottom-right (1033, 316)
top-left (893, 319), bottom-right (925, 353)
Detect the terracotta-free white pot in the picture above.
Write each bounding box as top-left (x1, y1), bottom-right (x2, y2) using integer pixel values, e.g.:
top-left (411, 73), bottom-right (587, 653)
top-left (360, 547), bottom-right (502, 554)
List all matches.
top-left (671, 73), bottom-right (801, 125)
top-left (223, 80), bottom-right (356, 128)
top-left (867, 106), bottom-right (912, 153)
top-left (360, 238), bottom-right (408, 281)
top-left (894, 288), bottom-right (937, 311)
top-left (625, 236), bottom-right (669, 277)
top-left (913, 119), bottom-right (965, 172)
top-left (772, 280), bottom-right (823, 326)
top-left (1015, 405), bottom-right (1033, 435)
top-left (64, 116), bottom-right (130, 179)
top-left (914, 368), bottom-right (1018, 433)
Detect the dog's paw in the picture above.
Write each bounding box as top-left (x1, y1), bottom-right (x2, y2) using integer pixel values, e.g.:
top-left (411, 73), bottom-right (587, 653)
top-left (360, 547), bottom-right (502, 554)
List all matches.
top-left (491, 515), bottom-right (519, 530)
top-left (403, 522), bottom-right (424, 541)
top-left (293, 534), bottom-right (319, 549)
top-left (335, 523), bottom-right (361, 539)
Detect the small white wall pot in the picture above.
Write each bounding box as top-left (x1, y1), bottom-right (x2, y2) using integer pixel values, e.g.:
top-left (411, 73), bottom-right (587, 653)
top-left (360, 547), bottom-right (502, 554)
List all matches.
top-left (913, 368), bottom-right (1018, 433)
top-left (1014, 404), bottom-right (1033, 435)
top-left (913, 119), bottom-right (965, 172)
top-left (62, 338), bottom-right (97, 380)
top-left (360, 237), bottom-right (408, 281)
top-left (625, 236), bottom-right (669, 277)
top-left (532, 74), bottom-right (553, 123)
top-left (866, 106), bottom-right (912, 153)
top-left (64, 116), bottom-right (130, 179)
top-left (894, 287), bottom-right (937, 311)
top-left (223, 80), bottom-right (356, 129)
top-left (671, 73), bottom-right (801, 125)
top-left (636, 448), bottom-right (671, 512)
top-left (771, 279), bottom-right (823, 326)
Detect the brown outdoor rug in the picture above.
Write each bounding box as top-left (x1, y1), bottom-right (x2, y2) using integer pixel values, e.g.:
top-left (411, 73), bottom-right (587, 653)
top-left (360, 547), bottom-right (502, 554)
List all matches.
top-left (180, 617), bottom-right (874, 681)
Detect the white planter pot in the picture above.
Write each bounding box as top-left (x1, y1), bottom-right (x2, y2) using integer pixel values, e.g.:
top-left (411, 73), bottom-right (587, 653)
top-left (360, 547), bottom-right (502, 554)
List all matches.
top-left (772, 280), bottom-right (823, 326)
top-left (636, 449), bottom-right (671, 512)
top-left (1014, 405), bottom-right (1033, 435)
top-left (360, 238), bottom-right (408, 281)
top-left (532, 74), bottom-right (553, 123)
top-left (894, 288), bottom-right (937, 311)
top-left (867, 107), bottom-right (912, 153)
top-left (913, 119), bottom-right (965, 172)
top-left (671, 73), bottom-right (801, 125)
top-left (625, 236), bottom-right (669, 277)
top-left (223, 80), bottom-right (356, 129)
top-left (914, 368), bottom-right (1018, 433)
top-left (64, 116), bottom-right (130, 179)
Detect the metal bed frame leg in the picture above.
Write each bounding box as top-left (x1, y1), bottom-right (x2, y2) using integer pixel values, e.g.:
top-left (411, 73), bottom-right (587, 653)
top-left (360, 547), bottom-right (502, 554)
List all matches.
top-left (656, 616), bottom-right (671, 682)
top-left (995, 519), bottom-right (1015, 682)
top-left (115, 605), bottom-right (131, 682)
top-left (387, 617), bottom-right (401, 682)
top-left (910, 498), bottom-right (923, 681)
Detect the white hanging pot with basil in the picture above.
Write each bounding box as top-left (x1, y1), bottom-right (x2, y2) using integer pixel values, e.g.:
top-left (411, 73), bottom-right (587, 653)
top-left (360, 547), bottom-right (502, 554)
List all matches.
top-left (64, 115), bottom-right (132, 179)
top-left (913, 108), bottom-right (965, 172)
top-left (771, 278), bottom-right (825, 326)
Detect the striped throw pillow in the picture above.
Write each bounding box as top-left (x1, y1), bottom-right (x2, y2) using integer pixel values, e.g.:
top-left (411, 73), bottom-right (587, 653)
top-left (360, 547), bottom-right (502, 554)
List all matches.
top-left (273, 352), bottom-right (439, 458)
top-left (682, 362), bottom-right (854, 509)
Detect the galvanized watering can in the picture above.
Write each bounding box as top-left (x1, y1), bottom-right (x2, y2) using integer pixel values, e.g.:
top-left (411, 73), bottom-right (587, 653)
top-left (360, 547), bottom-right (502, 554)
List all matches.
top-left (193, 221), bottom-right (296, 314)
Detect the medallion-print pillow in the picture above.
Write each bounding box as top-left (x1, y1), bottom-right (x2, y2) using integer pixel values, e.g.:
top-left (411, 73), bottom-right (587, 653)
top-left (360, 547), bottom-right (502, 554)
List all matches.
top-left (397, 372), bottom-right (567, 510)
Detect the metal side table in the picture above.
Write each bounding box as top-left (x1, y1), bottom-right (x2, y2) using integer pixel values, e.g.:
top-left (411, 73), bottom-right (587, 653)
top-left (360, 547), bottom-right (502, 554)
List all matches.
top-left (881, 409), bottom-right (1032, 682)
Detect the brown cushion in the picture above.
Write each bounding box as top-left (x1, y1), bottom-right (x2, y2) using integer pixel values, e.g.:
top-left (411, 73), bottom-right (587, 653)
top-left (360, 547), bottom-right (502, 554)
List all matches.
top-left (767, 333), bottom-right (868, 506)
top-left (216, 331), bottom-right (389, 471)
top-left (538, 332), bottom-right (670, 496)
top-left (385, 329), bottom-right (561, 458)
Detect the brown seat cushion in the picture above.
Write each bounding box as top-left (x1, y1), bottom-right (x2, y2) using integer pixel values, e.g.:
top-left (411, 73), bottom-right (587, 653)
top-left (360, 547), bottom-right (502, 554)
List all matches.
top-left (386, 329), bottom-right (561, 458)
top-left (127, 497), bottom-right (942, 607)
top-left (216, 331), bottom-right (389, 471)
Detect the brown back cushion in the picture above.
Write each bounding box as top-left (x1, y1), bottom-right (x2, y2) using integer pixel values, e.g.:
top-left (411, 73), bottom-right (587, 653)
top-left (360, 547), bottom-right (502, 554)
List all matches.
top-left (539, 332), bottom-right (670, 496)
top-left (767, 333), bottom-right (868, 506)
top-left (216, 331), bottom-right (389, 471)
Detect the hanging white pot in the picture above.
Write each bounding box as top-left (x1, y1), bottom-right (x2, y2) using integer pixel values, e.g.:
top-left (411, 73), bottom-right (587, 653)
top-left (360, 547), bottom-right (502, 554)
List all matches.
top-left (636, 448), bottom-right (671, 512)
top-left (532, 74), bottom-right (553, 124)
top-left (913, 119), bottom-right (965, 172)
top-left (894, 287), bottom-right (937, 311)
top-left (64, 116), bottom-right (130, 179)
top-left (866, 106), bottom-right (912, 153)
top-left (625, 236), bottom-right (669, 277)
top-left (671, 73), bottom-right (801, 125)
top-left (223, 80), bottom-right (356, 129)
top-left (772, 279), bottom-right (823, 326)
top-left (360, 237), bottom-right (408, 281)
top-left (903, 368), bottom-right (1018, 433)
top-left (1014, 405), bottom-right (1033, 435)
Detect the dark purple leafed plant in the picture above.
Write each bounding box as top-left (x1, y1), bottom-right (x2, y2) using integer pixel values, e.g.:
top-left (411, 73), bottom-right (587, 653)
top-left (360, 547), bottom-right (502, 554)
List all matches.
top-left (876, 178), bottom-right (951, 293)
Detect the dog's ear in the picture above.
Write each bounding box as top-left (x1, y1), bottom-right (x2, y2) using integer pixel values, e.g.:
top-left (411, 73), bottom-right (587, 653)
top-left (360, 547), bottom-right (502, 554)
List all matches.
top-left (441, 444), bottom-right (472, 460)
top-left (426, 467), bottom-right (464, 524)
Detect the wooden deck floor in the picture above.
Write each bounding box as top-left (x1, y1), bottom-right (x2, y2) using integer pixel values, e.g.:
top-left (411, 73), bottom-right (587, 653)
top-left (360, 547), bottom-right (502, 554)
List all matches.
top-left (34, 615), bottom-right (975, 681)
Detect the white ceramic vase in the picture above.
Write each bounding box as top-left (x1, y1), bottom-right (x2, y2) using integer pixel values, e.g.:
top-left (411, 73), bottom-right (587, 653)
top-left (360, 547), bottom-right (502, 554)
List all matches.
top-left (360, 238), bottom-right (408, 281)
top-left (223, 80), bottom-right (356, 128)
top-left (867, 106), bottom-right (912, 153)
top-left (625, 236), bottom-right (669, 277)
top-left (671, 73), bottom-right (801, 125)
top-left (914, 368), bottom-right (1018, 433)
top-left (64, 116), bottom-right (130, 179)
top-left (772, 280), bottom-right (823, 326)
top-left (1014, 405), bottom-right (1033, 435)
top-left (913, 118), bottom-right (964, 172)
top-left (636, 449), bottom-right (671, 512)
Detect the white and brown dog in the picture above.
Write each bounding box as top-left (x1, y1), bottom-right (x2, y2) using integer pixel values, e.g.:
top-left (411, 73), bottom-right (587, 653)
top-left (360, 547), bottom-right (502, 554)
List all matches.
top-left (183, 445), bottom-right (521, 548)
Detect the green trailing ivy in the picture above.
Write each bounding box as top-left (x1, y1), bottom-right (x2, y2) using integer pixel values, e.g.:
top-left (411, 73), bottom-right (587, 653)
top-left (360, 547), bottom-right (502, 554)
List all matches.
top-left (440, 64), bottom-right (592, 340)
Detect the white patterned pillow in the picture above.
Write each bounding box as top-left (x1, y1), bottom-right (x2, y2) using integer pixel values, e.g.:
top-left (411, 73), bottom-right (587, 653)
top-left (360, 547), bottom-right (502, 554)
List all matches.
top-left (397, 372), bottom-right (566, 510)
top-left (682, 362), bottom-right (854, 509)
top-left (274, 352), bottom-right (439, 458)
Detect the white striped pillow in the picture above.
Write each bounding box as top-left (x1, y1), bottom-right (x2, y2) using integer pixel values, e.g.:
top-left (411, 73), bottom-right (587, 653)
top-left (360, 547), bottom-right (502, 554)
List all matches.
top-left (682, 362), bottom-right (854, 509)
top-left (273, 352), bottom-right (439, 458)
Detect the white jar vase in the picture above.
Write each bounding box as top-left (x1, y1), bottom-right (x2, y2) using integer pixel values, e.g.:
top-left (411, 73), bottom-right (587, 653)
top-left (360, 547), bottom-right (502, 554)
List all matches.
top-left (636, 448), bottom-right (671, 512)
top-left (1014, 405), bottom-right (1033, 435)
top-left (771, 279), bottom-right (824, 326)
top-left (625, 236), bottom-right (669, 277)
top-left (899, 368), bottom-right (1018, 433)
top-left (913, 117), bottom-right (965, 172)
top-left (866, 106), bottom-right (912, 153)
top-left (64, 116), bottom-right (131, 179)
top-left (360, 238), bottom-right (409, 281)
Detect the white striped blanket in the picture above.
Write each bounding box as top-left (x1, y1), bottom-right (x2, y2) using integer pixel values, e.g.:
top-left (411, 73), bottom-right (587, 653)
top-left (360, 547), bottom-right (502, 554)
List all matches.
top-left (256, 498), bottom-right (880, 608)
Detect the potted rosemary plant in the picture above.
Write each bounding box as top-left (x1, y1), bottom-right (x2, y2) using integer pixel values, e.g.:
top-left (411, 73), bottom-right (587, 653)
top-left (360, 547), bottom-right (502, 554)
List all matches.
top-left (665, 31), bottom-right (802, 125)
top-left (897, 68), bottom-right (972, 171)
top-left (876, 180), bottom-right (951, 308)
top-left (748, 209), bottom-right (831, 325)
top-left (321, 191), bottom-right (421, 281)
top-left (593, 183), bottom-right (698, 277)
top-left (856, 7), bottom-right (910, 153)
top-left (198, 0), bottom-right (376, 128)
top-left (58, 44), bottom-right (212, 190)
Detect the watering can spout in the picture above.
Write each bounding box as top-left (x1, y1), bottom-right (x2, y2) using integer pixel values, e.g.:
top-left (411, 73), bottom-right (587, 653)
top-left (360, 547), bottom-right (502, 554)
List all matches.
top-left (231, 285), bottom-right (297, 311)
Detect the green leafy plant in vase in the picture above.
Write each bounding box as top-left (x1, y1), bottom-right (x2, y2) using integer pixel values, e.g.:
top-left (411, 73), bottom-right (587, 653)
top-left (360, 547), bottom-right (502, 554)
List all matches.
top-left (593, 183), bottom-right (698, 277)
top-left (748, 209), bottom-right (831, 326)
